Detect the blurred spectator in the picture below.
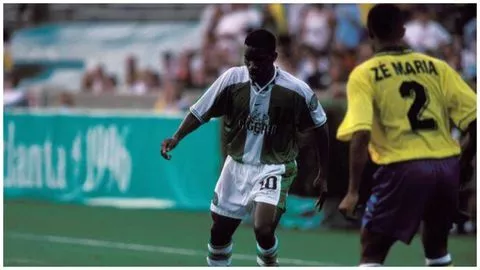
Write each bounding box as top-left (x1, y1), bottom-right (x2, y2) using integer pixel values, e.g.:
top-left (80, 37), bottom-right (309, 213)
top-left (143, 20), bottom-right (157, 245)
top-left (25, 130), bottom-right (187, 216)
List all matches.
top-left (122, 53), bottom-right (160, 94)
top-left (275, 34), bottom-right (299, 75)
top-left (125, 55), bottom-right (140, 91)
top-left (328, 50), bottom-right (348, 99)
top-left (440, 43), bottom-right (462, 71)
top-left (154, 80), bottom-right (189, 115)
top-left (55, 91), bottom-right (75, 110)
top-left (161, 51), bottom-right (177, 83)
top-left (198, 4), bottom-right (223, 41)
top-left (104, 75), bottom-right (118, 92)
top-left (299, 48), bottom-right (330, 91)
top-left (144, 69), bottom-right (161, 91)
top-left (81, 64), bottom-right (113, 94)
top-left (463, 17), bottom-right (476, 47)
top-left (214, 4), bottom-right (263, 71)
top-left (404, 6), bottom-right (452, 53)
top-left (4, 28), bottom-right (13, 73)
top-left (462, 18), bottom-right (476, 81)
top-left (260, 5), bottom-right (278, 35)
top-left (286, 4), bottom-right (308, 37)
top-left (196, 5), bottom-right (223, 81)
top-left (263, 4), bottom-right (290, 36)
top-left (300, 4), bottom-right (336, 56)
top-left (176, 50), bottom-right (194, 88)
top-left (4, 73), bottom-right (28, 108)
top-left (215, 4), bottom-right (263, 44)
top-left (190, 51), bottom-right (207, 88)
top-left (130, 69), bottom-right (160, 95)
top-left (334, 4), bottom-right (364, 51)
top-left (204, 35), bottom-right (223, 82)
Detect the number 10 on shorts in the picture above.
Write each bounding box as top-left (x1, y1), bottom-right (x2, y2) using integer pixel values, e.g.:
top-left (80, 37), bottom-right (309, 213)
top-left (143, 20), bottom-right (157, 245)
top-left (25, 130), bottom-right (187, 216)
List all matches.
top-left (260, 176), bottom-right (278, 190)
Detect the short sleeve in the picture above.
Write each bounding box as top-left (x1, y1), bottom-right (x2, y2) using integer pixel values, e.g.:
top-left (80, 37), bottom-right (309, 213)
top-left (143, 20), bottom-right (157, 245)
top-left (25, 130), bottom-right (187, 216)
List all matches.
top-left (443, 63), bottom-right (477, 131)
top-left (297, 84), bottom-right (327, 132)
top-left (336, 67), bottom-right (374, 141)
top-left (190, 68), bottom-right (236, 123)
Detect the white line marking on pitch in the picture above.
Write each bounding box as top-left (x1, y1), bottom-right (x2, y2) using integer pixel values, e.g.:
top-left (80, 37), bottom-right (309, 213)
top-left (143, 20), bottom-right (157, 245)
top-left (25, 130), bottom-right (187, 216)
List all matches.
top-left (6, 258), bottom-right (46, 265)
top-left (6, 232), bottom-right (338, 266)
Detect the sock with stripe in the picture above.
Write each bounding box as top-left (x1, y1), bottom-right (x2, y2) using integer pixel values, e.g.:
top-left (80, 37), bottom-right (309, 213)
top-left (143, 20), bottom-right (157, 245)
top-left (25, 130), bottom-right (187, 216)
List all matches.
top-left (426, 254), bottom-right (453, 266)
top-left (206, 242), bottom-right (233, 266)
top-left (256, 236), bottom-right (279, 266)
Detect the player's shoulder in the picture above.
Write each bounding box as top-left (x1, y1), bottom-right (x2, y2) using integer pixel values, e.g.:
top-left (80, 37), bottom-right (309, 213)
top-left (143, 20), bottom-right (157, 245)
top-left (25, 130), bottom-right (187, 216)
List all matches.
top-left (275, 68), bottom-right (314, 98)
top-left (410, 52), bottom-right (447, 66)
top-left (220, 66), bottom-right (250, 84)
top-left (407, 52), bottom-right (452, 78)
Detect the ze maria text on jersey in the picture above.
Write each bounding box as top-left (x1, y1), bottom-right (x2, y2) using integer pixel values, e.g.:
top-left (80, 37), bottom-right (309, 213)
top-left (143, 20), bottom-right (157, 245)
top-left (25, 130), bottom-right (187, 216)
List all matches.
top-left (371, 60), bottom-right (439, 82)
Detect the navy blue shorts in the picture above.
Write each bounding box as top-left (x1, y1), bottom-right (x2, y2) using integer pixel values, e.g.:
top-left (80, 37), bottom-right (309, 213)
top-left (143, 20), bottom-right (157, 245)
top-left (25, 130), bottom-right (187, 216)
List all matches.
top-left (362, 156), bottom-right (460, 244)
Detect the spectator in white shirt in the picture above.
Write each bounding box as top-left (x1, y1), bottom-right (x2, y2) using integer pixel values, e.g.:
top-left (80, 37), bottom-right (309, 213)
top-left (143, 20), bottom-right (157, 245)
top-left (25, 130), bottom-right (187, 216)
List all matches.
top-left (214, 4), bottom-right (263, 70)
top-left (404, 7), bottom-right (451, 53)
top-left (300, 4), bottom-right (335, 55)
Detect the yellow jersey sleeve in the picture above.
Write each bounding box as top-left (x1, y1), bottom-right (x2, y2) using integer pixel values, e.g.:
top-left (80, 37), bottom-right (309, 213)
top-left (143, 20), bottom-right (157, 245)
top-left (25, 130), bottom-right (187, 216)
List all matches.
top-left (337, 67), bottom-right (374, 141)
top-left (443, 64), bottom-right (477, 131)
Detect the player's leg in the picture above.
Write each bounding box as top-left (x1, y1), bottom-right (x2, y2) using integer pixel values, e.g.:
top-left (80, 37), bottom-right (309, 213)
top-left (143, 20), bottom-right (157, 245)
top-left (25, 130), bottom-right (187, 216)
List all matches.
top-left (207, 211), bottom-right (242, 266)
top-left (253, 202), bottom-right (283, 266)
top-left (252, 161), bottom-right (296, 266)
top-left (207, 156), bottom-right (250, 266)
top-left (360, 228), bottom-right (396, 266)
top-left (359, 160), bottom-right (436, 266)
top-left (421, 224), bottom-right (452, 266)
top-left (421, 157), bottom-right (459, 267)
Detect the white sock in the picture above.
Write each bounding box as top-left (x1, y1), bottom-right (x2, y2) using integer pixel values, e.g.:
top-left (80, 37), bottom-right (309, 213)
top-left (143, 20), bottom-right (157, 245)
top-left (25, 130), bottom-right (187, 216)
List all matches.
top-left (207, 242), bottom-right (233, 266)
top-left (426, 253), bottom-right (452, 266)
top-left (256, 236), bottom-right (279, 266)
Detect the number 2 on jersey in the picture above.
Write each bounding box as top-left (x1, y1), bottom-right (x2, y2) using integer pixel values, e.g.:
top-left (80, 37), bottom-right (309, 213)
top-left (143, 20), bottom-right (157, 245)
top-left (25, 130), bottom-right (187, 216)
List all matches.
top-left (399, 81), bottom-right (438, 131)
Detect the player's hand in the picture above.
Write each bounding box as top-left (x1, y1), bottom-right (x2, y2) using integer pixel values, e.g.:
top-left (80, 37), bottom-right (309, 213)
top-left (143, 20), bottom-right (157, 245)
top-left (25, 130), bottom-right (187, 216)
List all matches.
top-left (313, 174), bottom-right (328, 211)
top-left (338, 191), bottom-right (359, 221)
top-left (161, 137), bottom-right (179, 160)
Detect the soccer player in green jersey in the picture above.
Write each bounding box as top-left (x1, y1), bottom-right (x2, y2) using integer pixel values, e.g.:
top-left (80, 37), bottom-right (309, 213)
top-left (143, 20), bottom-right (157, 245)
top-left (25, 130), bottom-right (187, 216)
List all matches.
top-left (161, 29), bottom-right (330, 266)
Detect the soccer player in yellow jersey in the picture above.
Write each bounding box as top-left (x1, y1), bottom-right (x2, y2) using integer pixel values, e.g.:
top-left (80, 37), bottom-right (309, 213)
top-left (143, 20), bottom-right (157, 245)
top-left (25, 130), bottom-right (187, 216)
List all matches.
top-left (337, 4), bottom-right (476, 267)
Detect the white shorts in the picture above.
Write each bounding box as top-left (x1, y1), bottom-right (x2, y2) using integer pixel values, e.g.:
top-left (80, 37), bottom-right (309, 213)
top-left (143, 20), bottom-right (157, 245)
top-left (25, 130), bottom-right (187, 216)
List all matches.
top-left (210, 156), bottom-right (297, 220)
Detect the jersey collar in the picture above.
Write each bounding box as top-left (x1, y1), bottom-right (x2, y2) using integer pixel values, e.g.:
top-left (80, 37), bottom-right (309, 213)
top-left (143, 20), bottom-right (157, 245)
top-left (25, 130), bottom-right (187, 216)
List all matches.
top-left (252, 66), bottom-right (279, 94)
top-left (375, 46), bottom-right (413, 56)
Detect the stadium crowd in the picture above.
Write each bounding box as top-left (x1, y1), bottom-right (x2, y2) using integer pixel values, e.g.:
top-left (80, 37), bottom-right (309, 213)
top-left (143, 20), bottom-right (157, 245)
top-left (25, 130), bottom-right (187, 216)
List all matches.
top-left (5, 4), bottom-right (476, 111)
top-left (76, 4), bottom-right (477, 112)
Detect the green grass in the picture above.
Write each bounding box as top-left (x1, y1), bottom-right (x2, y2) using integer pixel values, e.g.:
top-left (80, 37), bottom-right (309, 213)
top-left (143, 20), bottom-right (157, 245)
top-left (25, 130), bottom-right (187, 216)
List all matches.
top-left (3, 200), bottom-right (477, 266)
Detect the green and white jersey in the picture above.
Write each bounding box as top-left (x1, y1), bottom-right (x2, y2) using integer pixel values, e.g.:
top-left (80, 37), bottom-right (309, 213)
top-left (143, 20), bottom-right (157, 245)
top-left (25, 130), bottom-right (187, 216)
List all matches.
top-left (190, 66), bottom-right (327, 165)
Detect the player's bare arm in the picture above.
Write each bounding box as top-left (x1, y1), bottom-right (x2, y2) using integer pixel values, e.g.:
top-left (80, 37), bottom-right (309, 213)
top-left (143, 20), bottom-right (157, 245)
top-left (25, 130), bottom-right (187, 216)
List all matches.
top-left (338, 130), bottom-right (370, 219)
top-left (307, 122), bottom-right (330, 210)
top-left (161, 113), bottom-right (202, 160)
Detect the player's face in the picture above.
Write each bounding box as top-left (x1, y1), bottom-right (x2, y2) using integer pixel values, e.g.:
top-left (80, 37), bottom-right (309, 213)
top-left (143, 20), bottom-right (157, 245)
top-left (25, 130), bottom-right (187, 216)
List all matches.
top-left (244, 46), bottom-right (276, 82)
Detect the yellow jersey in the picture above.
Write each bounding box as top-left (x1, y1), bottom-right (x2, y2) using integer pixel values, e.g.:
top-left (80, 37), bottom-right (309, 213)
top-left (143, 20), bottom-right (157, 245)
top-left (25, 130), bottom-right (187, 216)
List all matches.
top-left (337, 47), bottom-right (477, 165)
